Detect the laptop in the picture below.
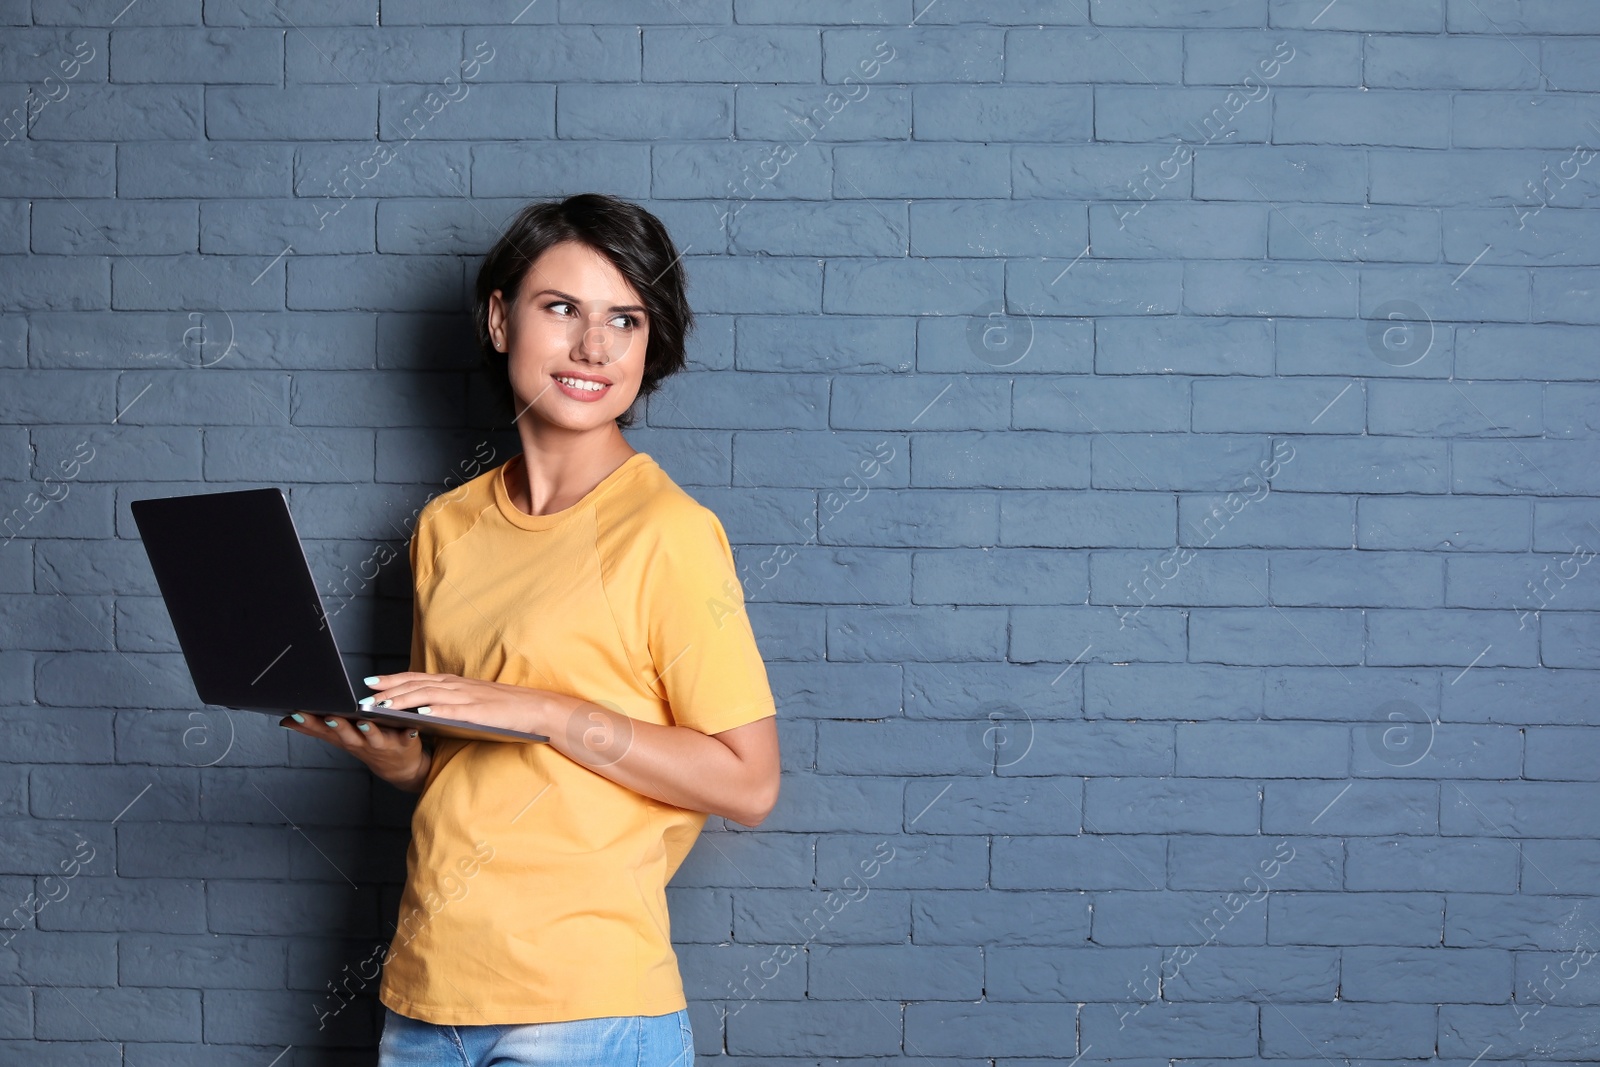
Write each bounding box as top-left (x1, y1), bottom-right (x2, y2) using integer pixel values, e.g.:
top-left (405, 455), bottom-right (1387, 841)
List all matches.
top-left (129, 486), bottom-right (550, 745)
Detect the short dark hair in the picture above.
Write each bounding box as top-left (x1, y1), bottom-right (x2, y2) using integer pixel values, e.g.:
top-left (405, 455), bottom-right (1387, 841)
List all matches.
top-left (472, 193), bottom-right (693, 430)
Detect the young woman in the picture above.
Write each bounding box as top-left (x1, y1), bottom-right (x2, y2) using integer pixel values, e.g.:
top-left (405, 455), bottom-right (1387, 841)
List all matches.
top-left (281, 193), bottom-right (782, 1066)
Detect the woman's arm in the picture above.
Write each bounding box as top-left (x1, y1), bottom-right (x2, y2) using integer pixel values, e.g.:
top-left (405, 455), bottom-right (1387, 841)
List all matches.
top-left (536, 689), bottom-right (781, 827)
top-left (354, 673), bottom-right (781, 826)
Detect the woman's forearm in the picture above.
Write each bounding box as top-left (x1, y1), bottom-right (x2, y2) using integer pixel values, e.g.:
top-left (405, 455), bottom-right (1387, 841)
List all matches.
top-left (528, 690), bottom-right (777, 826)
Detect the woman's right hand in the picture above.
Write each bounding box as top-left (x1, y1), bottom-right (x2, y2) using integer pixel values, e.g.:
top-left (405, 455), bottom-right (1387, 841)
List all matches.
top-left (280, 713), bottom-right (433, 793)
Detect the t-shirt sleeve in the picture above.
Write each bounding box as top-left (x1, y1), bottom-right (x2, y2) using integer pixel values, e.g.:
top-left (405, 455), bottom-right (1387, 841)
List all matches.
top-left (642, 505), bottom-right (778, 735)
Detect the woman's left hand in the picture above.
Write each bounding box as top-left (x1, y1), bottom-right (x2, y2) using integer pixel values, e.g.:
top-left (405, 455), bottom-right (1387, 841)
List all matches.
top-left (359, 672), bottom-right (548, 735)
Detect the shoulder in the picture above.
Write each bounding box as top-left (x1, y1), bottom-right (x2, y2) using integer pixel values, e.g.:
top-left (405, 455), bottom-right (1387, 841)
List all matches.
top-left (597, 456), bottom-right (731, 560)
top-left (413, 461), bottom-right (500, 542)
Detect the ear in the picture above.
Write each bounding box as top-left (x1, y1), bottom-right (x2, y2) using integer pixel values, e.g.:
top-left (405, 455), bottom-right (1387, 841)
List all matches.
top-left (488, 289), bottom-right (509, 351)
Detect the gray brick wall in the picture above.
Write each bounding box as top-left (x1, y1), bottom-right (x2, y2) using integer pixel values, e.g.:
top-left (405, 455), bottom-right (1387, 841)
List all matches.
top-left (2, 0), bottom-right (1598, 1063)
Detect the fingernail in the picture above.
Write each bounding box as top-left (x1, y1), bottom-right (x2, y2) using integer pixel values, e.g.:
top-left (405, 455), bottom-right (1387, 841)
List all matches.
top-left (357, 722), bottom-right (371, 733)
top-left (363, 675), bottom-right (381, 686)
top-left (324, 719), bottom-right (339, 728)
top-left (358, 696), bottom-right (375, 708)
top-left (291, 713), bottom-right (305, 723)
top-left (416, 706), bottom-right (433, 715)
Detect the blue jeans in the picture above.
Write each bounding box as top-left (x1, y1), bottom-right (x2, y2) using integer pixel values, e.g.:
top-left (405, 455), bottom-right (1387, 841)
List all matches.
top-left (377, 1005), bottom-right (694, 1067)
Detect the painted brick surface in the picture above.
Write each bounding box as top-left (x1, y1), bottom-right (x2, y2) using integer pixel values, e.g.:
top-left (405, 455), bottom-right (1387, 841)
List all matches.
top-left (1, 2), bottom-right (1597, 1063)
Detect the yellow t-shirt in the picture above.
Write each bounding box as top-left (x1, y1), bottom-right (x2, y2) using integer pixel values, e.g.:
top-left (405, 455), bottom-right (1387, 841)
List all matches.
top-left (376, 450), bottom-right (778, 1025)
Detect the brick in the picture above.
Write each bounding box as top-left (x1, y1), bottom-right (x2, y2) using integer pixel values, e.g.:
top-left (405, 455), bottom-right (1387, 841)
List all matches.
top-left (1001, 491), bottom-right (1175, 548)
top-left (284, 27), bottom-right (460, 82)
top-left (1272, 0), bottom-right (1442, 30)
top-left (29, 85), bottom-right (201, 140)
top-left (1008, 28), bottom-right (1183, 83)
top-left (37, 876), bottom-right (204, 934)
top-left (1087, 777), bottom-right (1260, 833)
top-left (1195, 378), bottom-right (1363, 431)
top-left (1277, 318), bottom-right (1452, 378)
top-left (911, 199), bottom-right (1087, 257)
top-left (1092, 201), bottom-right (1266, 258)
top-left (1347, 837), bottom-right (1520, 892)
top-left (986, 946), bottom-right (1157, 1002)
top-left (1089, 889), bottom-right (1266, 946)
top-left (905, 660), bottom-right (1083, 719)
top-left (559, 85), bottom-right (731, 139)
top-left (31, 199), bottom-right (197, 256)
top-left (1098, 86), bottom-right (1272, 143)
top-left (1272, 437), bottom-right (1449, 494)
top-left (0, 256), bottom-right (108, 311)
top-left (910, 431), bottom-right (1090, 488)
top-left (113, 28), bottom-right (280, 82)
top-left (734, 887), bottom-right (908, 944)
top-left (726, 1002), bottom-right (902, 1058)
top-left (1013, 144), bottom-right (1196, 200)
top-left (1014, 258), bottom-right (1183, 316)
top-left (0, 143), bottom-right (114, 198)
top-left (286, 254), bottom-right (461, 312)
top-left (829, 604), bottom-right (1007, 660)
top-left (294, 142), bottom-right (470, 199)
top-left (1193, 144), bottom-right (1367, 202)
top-left (1164, 945), bottom-right (1340, 999)
top-left (380, 83), bottom-right (550, 141)
top-left (1367, 38), bottom-right (1537, 90)
top-left (1018, 377), bottom-right (1188, 432)
top-left (1189, 261), bottom-right (1357, 316)
top-left (1176, 722), bottom-right (1347, 776)
top-left (209, 86), bottom-right (376, 140)
top-left (833, 144), bottom-right (1011, 198)
top-left (1091, 548), bottom-right (1268, 607)
top-left (824, 259), bottom-right (1004, 317)
top-left (120, 143), bottom-right (292, 199)
top-left (35, 987), bottom-right (199, 1041)
top-left (1189, 607), bottom-right (1365, 665)
top-left (1372, 149), bottom-right (1600, 208)
top-left (734, 84), bottom-right (909, 141)
top-left (1269, 891), bottom-right (1443, 945)
top-left (1525, 726), bottom-right (1600, 780)
top-left (1184, 30), bottom-right (1359, 85)
top-left (1534, 267), bottom-right (1600, 324)
top-left (912, 888), bottom-right (1089, 945)
top-left (1272, 550), bottom-right (1442, 607)
top-left (1370, 380), bottom-right (1540, 436)
top-left (1167, 836), bottom-right (1341, 891)
top-left (1458, 94), bottom-right (1600, 149)
top-left (1264, 779), bottom-right (1439, 834)
top-left (1544, 38), bottom-right (1600, 91)
top-left (1448, 0), bottom-right (1600, 33)
top-left (914, 547), bottom-right (1088, 604)
top-left (809, 944), bottom-right (981, 1000)
top-left (646, 26), bottom-right (811, 81)
top-left (1086, 663), bottom-right (1264, 719)
top-left (737, 203), bottom-right (907, 258)
top-left (1262, 1003), bottom-right (1436, 1058)
top-left (1270, 204), bottom-right (1440, 262)
top-left (1011, 604), bottom-right (1187, 663)
top-left (824, 28), bottom-right (1002, 82)
top-left (1095, 0), bottom-right (1268, 27)
top-left (1081, 1001), bottom-right (1257, 1058)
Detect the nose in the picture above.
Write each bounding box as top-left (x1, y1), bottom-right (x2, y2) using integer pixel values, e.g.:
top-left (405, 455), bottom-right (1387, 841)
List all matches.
top-left (579, 312), bottom-right (618, 362)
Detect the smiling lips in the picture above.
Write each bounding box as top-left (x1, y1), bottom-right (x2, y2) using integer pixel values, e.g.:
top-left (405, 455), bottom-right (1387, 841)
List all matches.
top-left (552, 373), bottom-right (611, 401)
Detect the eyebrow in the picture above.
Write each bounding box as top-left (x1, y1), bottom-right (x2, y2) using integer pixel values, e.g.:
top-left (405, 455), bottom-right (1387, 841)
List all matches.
top-left (528, 288), bottom-right (648, 315)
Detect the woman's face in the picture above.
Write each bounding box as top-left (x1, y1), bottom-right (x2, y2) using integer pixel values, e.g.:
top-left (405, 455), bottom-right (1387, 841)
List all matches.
top-left (487, 240), bottom-right (649, 433)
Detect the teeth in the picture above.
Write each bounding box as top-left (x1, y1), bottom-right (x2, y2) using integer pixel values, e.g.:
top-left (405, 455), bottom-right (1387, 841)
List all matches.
top-left (555, 375), bottom-right (606, 392)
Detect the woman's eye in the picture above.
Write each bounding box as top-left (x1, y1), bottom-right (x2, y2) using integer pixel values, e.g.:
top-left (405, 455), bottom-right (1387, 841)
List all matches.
top-left (611, 315), bottom-right (639, 330)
